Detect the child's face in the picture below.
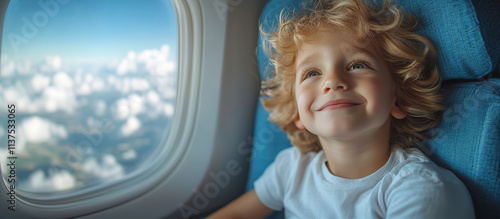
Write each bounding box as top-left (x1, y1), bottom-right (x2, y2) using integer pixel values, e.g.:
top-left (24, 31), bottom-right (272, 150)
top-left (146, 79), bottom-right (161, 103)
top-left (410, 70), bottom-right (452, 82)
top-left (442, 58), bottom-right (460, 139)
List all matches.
top-left (293, 28), bottom-right (405, 142)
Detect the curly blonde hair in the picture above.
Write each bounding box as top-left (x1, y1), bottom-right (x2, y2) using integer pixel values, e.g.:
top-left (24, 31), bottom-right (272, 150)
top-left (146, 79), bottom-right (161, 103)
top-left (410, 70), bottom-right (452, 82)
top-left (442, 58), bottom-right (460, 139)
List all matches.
top-left (261, 0), bottom-right (444, 152)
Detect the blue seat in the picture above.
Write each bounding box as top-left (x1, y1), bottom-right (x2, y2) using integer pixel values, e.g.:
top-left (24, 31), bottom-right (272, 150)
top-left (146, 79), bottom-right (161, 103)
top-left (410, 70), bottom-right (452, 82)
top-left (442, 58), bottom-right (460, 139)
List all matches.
top-left (246, 0), bottom-right (500, 218)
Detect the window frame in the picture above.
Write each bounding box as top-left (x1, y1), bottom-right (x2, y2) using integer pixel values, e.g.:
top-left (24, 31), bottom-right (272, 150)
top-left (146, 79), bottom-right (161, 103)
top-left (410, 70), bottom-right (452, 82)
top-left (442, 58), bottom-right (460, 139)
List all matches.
top-left (0, 0), bottom-right (205, 217)
top-left (0, 0), bottom-right (264, 218)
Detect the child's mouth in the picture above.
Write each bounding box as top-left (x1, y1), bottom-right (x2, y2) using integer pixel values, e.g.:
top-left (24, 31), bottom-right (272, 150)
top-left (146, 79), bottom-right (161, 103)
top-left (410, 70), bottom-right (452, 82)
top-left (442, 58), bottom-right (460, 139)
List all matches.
top-left (317, 99), bottom-right (361, 111)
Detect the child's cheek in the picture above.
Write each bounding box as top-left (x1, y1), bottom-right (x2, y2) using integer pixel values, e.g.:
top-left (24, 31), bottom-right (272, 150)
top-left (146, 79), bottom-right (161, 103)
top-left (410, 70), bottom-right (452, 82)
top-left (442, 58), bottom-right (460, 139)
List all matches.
top-left (295, 92), bottom-right (307, 115)
top-left (364, 78), bottom-right (395, 115)
top-left (295, 91), bottom-right (311, 116)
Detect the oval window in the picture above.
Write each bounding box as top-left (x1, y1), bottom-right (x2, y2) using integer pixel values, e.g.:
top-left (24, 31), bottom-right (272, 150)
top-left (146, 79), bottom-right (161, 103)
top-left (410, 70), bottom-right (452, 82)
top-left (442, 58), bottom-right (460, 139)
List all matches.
top-left (0, 0), bottom-right (177, 193)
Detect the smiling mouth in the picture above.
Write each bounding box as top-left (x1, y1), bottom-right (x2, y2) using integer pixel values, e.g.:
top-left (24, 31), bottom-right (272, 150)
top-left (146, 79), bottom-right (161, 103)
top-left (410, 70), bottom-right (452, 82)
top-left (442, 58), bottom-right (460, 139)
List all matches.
top-left (317, 99), bottom-right (361, 111)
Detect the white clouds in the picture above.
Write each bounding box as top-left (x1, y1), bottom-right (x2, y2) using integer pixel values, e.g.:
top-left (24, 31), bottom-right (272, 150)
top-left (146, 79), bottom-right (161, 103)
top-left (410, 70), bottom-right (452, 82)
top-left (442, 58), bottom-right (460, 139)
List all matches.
top-left (53, 72), bottom-right (74, 89)
top-left (155, 60), bottom-right (176, 75)
top-left (116, 78), bottom-right (130, 94)
top-left (52, 170), bottom-right (76, 190)
top-left (4, 84), bottom-right (39, 113)
top-left (1, 71), bottom-right (78, 114)
top-left (41, 56), bottom-right (62, 72)
top-left (25, 169), bottom-right (76, 191)
top-left (42, 71), bottom-right (77, 113)
top-left (23, 153), bottom-right (126, 192)
top-left (116, 51), bottom-right (137, 75)
top-left (146, 90), bottom-right (160, 104)
top-left (111, 77), bottom-right (152, 94)
top-left (77, 82), bottom-right (92, 95)
top-left (17, 60), bottom-right (33, 75)
top-left (0, 56), bottom-right (33, 77)
top-left (115, 44), bottom-right (176, 79)
top-left (111, 90), bottom-right (174, 120)
top-left (22, 153), bottom-right (126, 192)
top-left (0, 45), bottom-right (177, 117)
top-left (127, 51), bottom-right (136, 60)
top-left (75, 73), bottom-right (106, 95)
top-left (127, 94), bottom-right (144, 115)
top-left (84, 73), bottom-right (93, 83)
top-left (120, 116), bottom-right (141, 137)
top-left (107, 75), bottom-right (117, 85)
top-left (137, 45), bottom-right (171, 71)
top-left (74, 73), bottom-right (104, 95)
top-left (19, 116), bottom-right (68, 144)
top-left (3, 83), bottom-right (27, 104)
top-left (164, 103), bottom-right (174, 117)
top-left (91, 78), bottom-right (105, 91)
top-left (0, 45), bottom-right (178, 193)
top-left (113, 94), bottom-right (145, 120)
top-left (114, 98), bottom-right (131, 120)
top-left (31, 74), bottom-right (51, 92)
top-left (130, 78), bottom-right (150, 91)
top-left (1, 83), bottom-right (78, 115)
top-left (122, 149), bottom-right (137, 161)
top-left (16, 116), bottom-right (68, 154)
top-left (1, 58), bottom-right (16, 77)
top-left (49, 56), bottom-right (62, 70)
top-left (42, 86), bottom-right (77, 114)
top-left (82, 154), bottom-right (124, 180)
top-left (1, 55), bottom-right (62, 77)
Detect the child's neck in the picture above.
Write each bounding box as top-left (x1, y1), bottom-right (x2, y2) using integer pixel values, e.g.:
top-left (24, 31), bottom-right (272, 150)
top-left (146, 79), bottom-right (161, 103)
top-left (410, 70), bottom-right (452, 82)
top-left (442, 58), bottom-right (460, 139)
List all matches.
top-left (319, 123), bottom-right (392, 179)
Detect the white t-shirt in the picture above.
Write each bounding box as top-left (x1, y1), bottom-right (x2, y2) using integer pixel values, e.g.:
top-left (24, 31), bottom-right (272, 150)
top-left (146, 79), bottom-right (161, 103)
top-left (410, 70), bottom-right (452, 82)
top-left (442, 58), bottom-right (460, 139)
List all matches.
top-left (254, 146), bottom-right (475, 218)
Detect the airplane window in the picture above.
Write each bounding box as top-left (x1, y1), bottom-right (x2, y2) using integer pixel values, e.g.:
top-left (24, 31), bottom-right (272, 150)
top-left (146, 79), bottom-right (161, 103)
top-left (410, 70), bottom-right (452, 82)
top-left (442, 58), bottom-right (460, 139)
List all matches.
top-left (0, 0), bottom-right (177, 193)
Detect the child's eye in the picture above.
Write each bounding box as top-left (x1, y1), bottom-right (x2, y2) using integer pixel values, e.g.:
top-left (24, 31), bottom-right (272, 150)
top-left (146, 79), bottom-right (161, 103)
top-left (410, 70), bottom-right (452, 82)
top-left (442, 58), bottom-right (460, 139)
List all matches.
top-left (301, 68), bottom-right (321, 81)
top-left (348, 63), bottom-right (366, 70)
top-left (306, 71), bottom-right (321, 78)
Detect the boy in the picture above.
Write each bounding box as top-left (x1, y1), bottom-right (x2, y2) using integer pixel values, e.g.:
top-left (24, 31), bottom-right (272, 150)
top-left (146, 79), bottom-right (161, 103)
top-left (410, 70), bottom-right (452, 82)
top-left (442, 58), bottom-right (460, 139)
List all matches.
top-left (209, 0), bottom-right (475, 218)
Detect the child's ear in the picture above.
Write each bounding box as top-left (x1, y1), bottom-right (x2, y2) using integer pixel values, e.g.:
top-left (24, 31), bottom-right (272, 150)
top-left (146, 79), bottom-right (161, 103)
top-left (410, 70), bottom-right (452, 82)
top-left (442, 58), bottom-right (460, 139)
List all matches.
top-left (390, 103), bottom-right (406, 119)
top-left (294, 113), bottom-right (306, 129)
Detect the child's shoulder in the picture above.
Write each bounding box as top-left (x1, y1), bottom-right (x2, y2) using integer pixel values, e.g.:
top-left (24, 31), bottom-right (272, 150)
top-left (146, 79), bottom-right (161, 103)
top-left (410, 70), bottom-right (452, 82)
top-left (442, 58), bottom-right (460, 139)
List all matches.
top-left (388, 147), bottom-right (459, 184)
top-left (380, 147), bottom-right (475, 218)
top-left (384, 147), bottom-right (472, 203)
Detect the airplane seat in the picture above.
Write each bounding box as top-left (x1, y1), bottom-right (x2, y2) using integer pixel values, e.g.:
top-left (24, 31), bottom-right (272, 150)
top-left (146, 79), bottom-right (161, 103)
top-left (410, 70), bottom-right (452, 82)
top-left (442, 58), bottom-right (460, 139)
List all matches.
top-left (246, 0), bottom-right (500, 218)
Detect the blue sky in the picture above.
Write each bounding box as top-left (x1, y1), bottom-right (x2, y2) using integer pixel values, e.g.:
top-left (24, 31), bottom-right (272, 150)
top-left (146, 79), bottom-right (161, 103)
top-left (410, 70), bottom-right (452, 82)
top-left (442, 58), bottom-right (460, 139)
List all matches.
top-left (2, 0), bottom-right (177, 63)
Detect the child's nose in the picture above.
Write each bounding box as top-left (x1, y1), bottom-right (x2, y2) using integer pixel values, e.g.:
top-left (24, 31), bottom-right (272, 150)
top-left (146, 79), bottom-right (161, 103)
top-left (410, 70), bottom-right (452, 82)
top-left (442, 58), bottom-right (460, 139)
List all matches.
top-left (322, 74), bottom-right (347, 93)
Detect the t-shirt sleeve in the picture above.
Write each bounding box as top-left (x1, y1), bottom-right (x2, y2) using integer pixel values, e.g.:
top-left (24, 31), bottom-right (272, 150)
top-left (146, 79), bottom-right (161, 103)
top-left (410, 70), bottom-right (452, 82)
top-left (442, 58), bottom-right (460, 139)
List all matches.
top-left (385, 163), bottom-right (475, 219)
top-left (254, 147), bottom-right (299, 211)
